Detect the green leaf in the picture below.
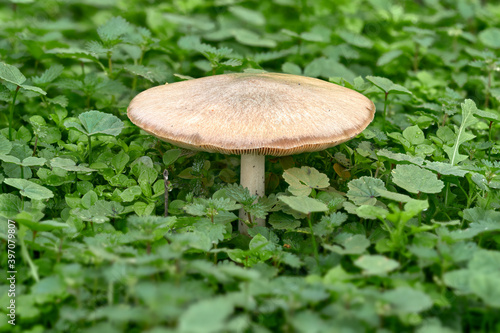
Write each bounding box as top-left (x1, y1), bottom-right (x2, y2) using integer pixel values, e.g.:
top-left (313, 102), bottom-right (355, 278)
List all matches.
top-left (283, 167), bottom-right (330, 196)
top-left (470, 273), bottom-right (500, 307)
top-left (178, 297), bottom-right (234, 333)
top-left (163, 149), bottom-right (182, 166)
top-left (111, 151), bottom-right (130, 174)
top-left (355, 205), bottom-right (389, 219)
top-left (133, 201), bottom-right (155, 216)
top-left (82, 191), bottom-right (98, 209)
top-left (403, 125), bottom-right (425, 145)
top-left (304, 57), bottom-right (356, 81)
top-left (97, 16), bottom-right (131, 42)
top-left (443, 269), bottom-right (472, 293)
top-left (50, 157), bottom-right (95, 172)
top-left (228, 6), bottom-right (265, 26)
top-left (443, 99), bottom-right (478, 165)
top-left (338, 30), bottom-right (374, 48)
top-left (0, 136), bottom-right (12, 155)
top-left (268, 212), bottom-right (300, 230)
top-left (448, 219), bottom-right (500, 240)
top-left (0, 62), bottom-right (26, 86)
top-left (232, 29), bottom-right (276, 48)
top-left (120, 185), bottom-right (142, 202)
top-left (15, 214), bottom-right (68, 232)
top-left (32, 64), bottom-right (64, 85)
top-left (423, 161), bottom-right (468, 177)
top-left (20, 157), bottom-right (46, 167)
top-left (326, 234), bottom-right (370, 255)
top-left (347, 176), bottom-right (386, 205)
top-left (123, 64), bottom-right (166, 83)
top-left (375, 188), bottom-right (414, 203)
top-left (278, 196), bottom-right (328, 215)
top-left (382, 287), bottom-right (433, 314)
top-left (354, 254), bottom-right (400, 275)
top-left (4, 178), bottom-right (54, 200)
top-left (0, 193), bottom-right (22, 218)
top-left (194, 219), bottom-right (226, 244)
top-left (282, 62), bottom-right (302, 75)
top-left (377, 49), bottom-right (403, 66)
top-left (20, 84), bottom-right (46, 95)
top-left (366, 76), bottom-right (412, 95)
top-left (478, 27), bottom-right (500, 49)
top-left (392, 164), bottom-right (444, 194)
top-left (65, 111), bottom-right (123, 137)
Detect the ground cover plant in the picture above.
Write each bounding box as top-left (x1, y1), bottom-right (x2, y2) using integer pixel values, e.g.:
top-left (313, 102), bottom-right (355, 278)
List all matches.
top-left (0, 0), bottom-right (499, 332)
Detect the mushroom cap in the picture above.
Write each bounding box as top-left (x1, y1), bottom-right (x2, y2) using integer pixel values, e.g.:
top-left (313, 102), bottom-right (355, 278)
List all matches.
top-left (127, 73), bottom-right (375, 156)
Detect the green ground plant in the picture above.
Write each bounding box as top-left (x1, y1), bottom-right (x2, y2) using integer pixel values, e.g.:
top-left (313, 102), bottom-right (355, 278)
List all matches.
top-left (0, 0), bottom-right (499, 332)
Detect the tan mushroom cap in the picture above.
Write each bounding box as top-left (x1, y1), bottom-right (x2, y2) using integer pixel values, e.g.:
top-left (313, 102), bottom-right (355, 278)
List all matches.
top-left (127, 73), bottom-right (375, 156)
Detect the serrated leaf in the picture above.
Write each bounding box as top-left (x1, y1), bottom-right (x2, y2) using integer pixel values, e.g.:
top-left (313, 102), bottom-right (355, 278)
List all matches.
top-left (392, 164), bottom-right (444, 194)
top-left (221, 59), bottom-right (242, 67)
top-left (0, 62), bottom-right (26, 86)
top-left (278, 196), bottom-right (328, 215)
top-left (443, 99), bottom-right (478, 165)
top-left (283, 167), bottom-right (329, 196)
top-left (366, 76), bottom-right (412, 95)
top-left (20, 84), bottom-right (46, 95)
top-left (194, 219), bottom-right (226, 244)
top-left (268, 212), bottom-right (300, 230)
top-left (46, 48), bottom-right (101, 64)
top-left (97, 16), bottom-right (131, 43)
top-left (47, 95), bottom-right (68, 107)
top-left (4, 178), bottom-right (54, 200)
top-left (347, 176), bottom-right (386, 205)
top-left (32, 64), bottom-right (64, 85)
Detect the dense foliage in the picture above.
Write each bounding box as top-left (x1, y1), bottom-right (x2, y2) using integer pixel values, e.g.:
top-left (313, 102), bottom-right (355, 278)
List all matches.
top-left (1, 0), bottom-right (500, 332)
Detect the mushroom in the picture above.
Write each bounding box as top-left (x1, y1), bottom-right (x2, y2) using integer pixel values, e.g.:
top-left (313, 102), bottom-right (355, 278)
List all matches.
top-left (127, 73), bottom-right (375, 234)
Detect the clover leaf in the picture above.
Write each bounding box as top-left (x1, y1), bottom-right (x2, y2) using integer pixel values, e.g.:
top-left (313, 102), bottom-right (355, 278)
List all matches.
top-left (4, 178), bottom-right (54, 200)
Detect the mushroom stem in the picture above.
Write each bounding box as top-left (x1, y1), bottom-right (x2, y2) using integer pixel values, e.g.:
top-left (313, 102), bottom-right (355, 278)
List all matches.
top-left (238, 154), bottom-right (266, 235)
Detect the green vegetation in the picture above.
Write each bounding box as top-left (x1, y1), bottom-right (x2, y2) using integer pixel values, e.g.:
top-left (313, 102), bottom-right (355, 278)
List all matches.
top-left (1, 0), bottom-right (500, 332)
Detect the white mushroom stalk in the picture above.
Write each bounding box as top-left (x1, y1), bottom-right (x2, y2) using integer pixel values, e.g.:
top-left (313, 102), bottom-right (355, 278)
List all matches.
top-left (239, 154), bottom-right (266, 234)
